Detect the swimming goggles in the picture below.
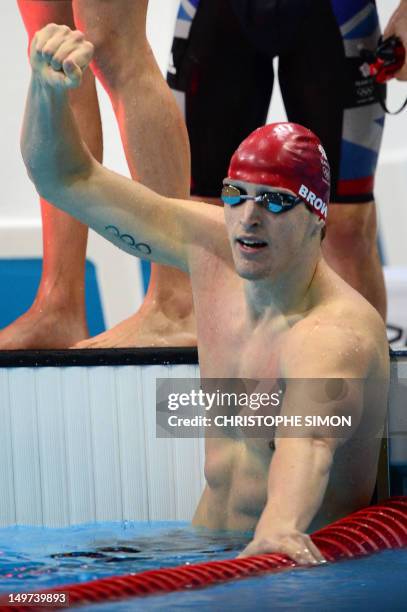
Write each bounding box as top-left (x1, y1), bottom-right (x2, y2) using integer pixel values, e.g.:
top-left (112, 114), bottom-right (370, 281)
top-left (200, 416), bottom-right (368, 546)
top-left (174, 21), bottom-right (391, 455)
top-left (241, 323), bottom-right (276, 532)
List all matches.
top-left (221, 184), bottom-right (302, 214)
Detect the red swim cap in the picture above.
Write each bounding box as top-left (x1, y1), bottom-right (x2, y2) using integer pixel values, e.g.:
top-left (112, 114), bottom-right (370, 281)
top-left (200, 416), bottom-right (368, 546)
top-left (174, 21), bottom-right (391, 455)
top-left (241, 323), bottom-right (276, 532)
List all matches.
top-left (228, 123), bottom-right (330, 222)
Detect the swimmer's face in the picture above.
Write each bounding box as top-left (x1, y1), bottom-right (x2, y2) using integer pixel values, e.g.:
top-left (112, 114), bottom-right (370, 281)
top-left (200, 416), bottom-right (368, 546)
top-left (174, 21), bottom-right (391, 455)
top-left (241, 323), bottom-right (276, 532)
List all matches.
top-left (223, 179), bottom-right (321, 280)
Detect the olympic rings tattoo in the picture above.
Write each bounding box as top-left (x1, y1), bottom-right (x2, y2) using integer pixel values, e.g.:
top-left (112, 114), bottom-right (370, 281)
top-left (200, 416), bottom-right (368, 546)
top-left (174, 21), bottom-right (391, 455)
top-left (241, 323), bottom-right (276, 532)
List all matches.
top-left (105, 225), bottom-right (152, 255)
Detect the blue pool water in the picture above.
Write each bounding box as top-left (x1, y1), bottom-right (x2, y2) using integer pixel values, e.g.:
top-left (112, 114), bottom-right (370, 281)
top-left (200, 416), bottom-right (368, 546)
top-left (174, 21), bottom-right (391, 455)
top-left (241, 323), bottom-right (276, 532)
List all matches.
top-left (0, 522), bottom-right (247, 592)
top-left (0, 523), bottom-right (406, 611)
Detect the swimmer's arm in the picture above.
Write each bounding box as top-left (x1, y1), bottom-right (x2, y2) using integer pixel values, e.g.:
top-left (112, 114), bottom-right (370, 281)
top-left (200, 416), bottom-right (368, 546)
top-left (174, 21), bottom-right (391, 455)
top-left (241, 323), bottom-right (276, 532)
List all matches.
top-left (21, 29), bottom-right (225, 271)
top-left (21, 76), bottom-right (211, 270)
top-left (239, 437), bottom-right (338, 564)
top-left (240, 329), bottom-right (381, 564)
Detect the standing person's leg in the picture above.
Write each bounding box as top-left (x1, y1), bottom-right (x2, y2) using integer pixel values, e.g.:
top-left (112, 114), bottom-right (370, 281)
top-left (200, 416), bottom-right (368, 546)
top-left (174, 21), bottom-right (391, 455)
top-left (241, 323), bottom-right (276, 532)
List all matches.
top-left (71, 0), bottom-right (195, 348)
top-left (279, 0), bottom-right (386, 319)
top-left (0, 0), bottom-right (103, 349)
top-left (322, 0), bottom-right (386, 319)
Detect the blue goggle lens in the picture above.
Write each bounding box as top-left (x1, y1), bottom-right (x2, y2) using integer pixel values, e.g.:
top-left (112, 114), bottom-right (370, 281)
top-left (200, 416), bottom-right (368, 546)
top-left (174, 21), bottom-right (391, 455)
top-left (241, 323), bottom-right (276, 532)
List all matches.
top-left (268, 202), bottom-right (284, 213)
top-left (221, 185), bottom-right (244, 206)
top-left (222, 194), bottom-right (242, 205)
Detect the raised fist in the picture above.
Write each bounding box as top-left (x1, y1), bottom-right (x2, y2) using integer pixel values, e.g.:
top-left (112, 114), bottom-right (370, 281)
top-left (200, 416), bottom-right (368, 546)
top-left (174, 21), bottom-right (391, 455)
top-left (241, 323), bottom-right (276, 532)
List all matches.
top-left (30, 23), bottom-right (94, 89)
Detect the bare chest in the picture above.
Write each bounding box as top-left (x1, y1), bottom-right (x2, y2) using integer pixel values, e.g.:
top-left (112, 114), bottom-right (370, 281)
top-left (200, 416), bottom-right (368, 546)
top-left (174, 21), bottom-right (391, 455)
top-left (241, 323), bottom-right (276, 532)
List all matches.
top-left (194, 292), bottom-right (287, 379)
top-left (189, 250), bottom-right (298, 379)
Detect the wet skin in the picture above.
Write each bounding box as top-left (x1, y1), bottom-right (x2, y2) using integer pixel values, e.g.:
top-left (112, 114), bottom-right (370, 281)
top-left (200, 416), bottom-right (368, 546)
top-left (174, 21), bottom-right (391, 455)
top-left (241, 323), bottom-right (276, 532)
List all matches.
top-left (22, 29), bottom-right (390, 561)
top-left (186, 195), bottom-right (388, 532)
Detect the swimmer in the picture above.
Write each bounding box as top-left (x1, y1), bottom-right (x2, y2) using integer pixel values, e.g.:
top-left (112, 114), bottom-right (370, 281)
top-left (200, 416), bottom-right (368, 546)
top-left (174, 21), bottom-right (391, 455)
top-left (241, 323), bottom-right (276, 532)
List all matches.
top-left (1, 0), bottom-right (195, 349)
top-left (21, 26), bottom-right (389, 565)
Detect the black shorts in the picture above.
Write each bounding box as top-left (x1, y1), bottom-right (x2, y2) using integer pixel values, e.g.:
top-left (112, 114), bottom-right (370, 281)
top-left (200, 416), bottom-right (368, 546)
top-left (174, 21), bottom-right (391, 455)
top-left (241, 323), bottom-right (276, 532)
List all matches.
top-left (167, 0), bottom-right (385, 202)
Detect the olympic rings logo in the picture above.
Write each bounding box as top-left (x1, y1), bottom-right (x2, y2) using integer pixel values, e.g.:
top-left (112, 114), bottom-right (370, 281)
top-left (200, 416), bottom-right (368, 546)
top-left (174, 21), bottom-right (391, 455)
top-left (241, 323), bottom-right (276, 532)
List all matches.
top-left (356, 86), bottom-right (375, 98)
top-left (322, 165), bottom-right (331, 181)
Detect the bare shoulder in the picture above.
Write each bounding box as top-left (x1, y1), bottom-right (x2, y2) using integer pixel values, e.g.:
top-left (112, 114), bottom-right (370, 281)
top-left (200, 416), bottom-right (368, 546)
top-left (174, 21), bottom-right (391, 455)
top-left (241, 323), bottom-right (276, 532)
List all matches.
top-left (282, 292), bottom-right (389, 378)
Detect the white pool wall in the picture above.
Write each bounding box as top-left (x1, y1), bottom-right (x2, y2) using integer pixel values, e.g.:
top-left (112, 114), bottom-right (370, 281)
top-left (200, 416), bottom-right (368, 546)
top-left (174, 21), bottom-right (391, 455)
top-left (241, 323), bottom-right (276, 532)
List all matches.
top-left (0, 363), bottom-right (204, 527)
top-left (0, 353), bottom-right (405, 528)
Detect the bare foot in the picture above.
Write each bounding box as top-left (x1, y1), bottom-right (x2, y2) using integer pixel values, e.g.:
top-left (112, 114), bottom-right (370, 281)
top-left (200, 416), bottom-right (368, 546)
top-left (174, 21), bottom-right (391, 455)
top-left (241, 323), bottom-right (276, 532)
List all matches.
top-left (0, 304), bottom-right (89, 350)
top-left (73, 307), bottom-right (197, 348)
